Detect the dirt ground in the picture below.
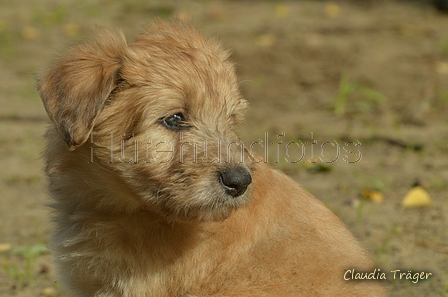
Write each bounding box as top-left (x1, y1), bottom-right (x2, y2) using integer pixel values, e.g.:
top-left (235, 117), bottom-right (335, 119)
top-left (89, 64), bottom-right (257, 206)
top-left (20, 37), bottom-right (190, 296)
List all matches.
top-left (1, 0), bottom-right (447, 296)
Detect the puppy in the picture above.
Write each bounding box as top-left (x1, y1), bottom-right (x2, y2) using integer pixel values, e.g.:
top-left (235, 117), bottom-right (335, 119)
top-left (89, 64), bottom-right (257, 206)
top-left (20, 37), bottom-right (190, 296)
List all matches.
top-left (37, 21), bottom-right (386, 296)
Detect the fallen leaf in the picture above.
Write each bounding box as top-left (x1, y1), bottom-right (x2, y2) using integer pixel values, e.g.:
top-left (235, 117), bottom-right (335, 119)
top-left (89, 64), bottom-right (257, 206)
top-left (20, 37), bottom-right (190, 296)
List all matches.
top-left (256, 33), bottom-right (276, 48)
top-left (64, 23), bottom-right (80, 37)
top-left (362, 189), bottom-right (384, 203)
top-left (0, 20), bottom-right (8, 32)
top-left (275, 4), bottom-right (290, 18)
top-left (325, 2), bottom-right (340, 18)
top-left (436, 62), bottom-right (448, 75)
top-left (0, 243), bottom-right (12, 253)
top-left (402, 186), bottom-right (432, 208)
top-left (21, 26), bottom-right (40, 40)
top-left (304, 161), bottom-right (332, 173)
top-left (41, 287), bottom-right (58, 297)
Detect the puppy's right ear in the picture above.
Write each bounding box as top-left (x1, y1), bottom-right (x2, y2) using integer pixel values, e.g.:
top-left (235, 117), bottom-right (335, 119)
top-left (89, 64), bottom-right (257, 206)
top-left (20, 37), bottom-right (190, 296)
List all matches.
top-left (37, 29), bottom-right (127, 151)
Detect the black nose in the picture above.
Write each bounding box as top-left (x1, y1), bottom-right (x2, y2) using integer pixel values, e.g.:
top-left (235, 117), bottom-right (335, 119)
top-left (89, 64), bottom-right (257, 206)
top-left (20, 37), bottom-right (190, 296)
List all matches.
top-left (219, 167), bottom-right (252, 198)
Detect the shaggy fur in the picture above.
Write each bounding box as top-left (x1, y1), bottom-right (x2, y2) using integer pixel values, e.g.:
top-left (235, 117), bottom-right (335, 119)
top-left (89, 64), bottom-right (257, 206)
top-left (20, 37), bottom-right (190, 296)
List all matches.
top-left (37, 21), bottom-right (386, 296)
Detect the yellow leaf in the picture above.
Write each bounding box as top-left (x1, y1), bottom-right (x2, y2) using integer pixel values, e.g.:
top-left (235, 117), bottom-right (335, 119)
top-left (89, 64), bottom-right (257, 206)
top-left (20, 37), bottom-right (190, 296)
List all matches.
top-left (257, 34), bottom-right (276, 48)
top-left (21, 26), bottom-right (40, 40)
top-left (0, 243), bottom-right (12, 253)
top-left (325, 2), bottom-right (340, 18)
top-left (436, 62), bottom-right (448, 75)
top-left (0, 20), bottom-right (8, 32)
top-left (275, 4), bottom-right (290, 18)
top-left (64, 23), bottom-right (80, 37)
top-left (362, 189), bottom-right (384, 203)
top-left (41, 287), bottom-right (58, 297)
top-left (402, 186), bottom-right (432, 208)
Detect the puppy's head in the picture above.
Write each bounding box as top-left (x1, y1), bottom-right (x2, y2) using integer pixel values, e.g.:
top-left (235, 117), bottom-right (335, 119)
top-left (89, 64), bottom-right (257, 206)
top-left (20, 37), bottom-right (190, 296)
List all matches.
top-left (38, 21), bottom-right (253, 222)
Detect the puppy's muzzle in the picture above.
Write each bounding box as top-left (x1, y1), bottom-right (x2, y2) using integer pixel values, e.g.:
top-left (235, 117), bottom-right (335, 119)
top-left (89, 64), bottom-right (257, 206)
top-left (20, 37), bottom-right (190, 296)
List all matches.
top-left (219, 167), bottom-right (252, 198)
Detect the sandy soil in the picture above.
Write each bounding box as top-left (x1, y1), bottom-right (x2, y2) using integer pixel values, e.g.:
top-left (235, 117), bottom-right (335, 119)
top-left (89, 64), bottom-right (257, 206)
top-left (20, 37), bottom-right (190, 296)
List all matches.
top-left (0, 1), bottom-right (447, 296)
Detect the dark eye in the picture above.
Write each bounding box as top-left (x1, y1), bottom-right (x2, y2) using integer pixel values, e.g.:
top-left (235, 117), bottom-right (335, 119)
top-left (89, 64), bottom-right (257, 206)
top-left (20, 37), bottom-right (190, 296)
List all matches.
top-left (162, 113), bottom-right (189, 130)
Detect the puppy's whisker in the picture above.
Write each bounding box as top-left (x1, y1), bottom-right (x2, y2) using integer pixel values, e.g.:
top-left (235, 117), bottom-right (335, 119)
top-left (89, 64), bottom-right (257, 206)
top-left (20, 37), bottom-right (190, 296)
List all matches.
top-left (155, 182), bottom-right (165, 200)
top-left (91, 158), bottom-right (114, 173)
top-left (238, 79), bottom-right (255, 86)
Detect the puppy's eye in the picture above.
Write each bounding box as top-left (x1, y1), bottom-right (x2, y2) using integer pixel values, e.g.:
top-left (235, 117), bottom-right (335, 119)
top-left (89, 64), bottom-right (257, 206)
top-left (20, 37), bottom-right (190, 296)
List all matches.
top-left (162, 113), bottom-right (189, 130)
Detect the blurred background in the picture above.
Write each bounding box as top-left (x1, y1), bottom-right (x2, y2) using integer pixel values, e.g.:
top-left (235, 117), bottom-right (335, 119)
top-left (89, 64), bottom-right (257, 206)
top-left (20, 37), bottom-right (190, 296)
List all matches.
top-left (1, 0), bottom-right (447, 296)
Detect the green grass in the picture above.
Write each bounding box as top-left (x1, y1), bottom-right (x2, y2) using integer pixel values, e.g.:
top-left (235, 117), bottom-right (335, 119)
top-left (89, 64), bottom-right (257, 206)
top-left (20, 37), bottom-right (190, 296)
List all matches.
top-left (2, 244), bottom-right (50, 289)
top-left (440, 38), bottom-right (448, 56)
top-left (374, 238), bottom-right (391, 266)
top-left (334, 71), bottom-right (387, 117)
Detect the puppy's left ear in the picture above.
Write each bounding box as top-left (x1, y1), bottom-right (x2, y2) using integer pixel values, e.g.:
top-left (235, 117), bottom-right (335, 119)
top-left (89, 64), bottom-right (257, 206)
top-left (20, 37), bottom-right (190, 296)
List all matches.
top-left (37, 29), bottom-right (127, 150)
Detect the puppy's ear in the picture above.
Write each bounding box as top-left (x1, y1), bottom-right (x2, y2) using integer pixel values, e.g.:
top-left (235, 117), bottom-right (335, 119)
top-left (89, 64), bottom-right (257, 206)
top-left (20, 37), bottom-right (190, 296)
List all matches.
top-left (37, 29), bottom-right (127, 150)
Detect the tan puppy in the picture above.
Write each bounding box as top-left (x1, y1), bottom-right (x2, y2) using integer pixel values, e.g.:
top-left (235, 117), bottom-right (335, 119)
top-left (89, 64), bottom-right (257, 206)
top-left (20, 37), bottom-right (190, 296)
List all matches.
top-left (37, 21), bottom-right (386, 296)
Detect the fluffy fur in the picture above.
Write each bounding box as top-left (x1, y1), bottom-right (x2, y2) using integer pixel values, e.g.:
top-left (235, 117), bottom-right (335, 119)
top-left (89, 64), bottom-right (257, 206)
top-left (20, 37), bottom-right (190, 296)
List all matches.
top-left (37, 21), bottom-right (386, 296)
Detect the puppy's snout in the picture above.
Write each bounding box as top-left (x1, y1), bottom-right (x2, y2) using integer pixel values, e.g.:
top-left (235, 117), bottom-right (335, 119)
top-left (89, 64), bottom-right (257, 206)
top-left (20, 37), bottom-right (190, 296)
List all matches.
top-left (219, 167), bottom-right (252, 198)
